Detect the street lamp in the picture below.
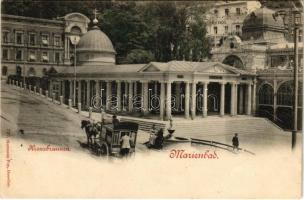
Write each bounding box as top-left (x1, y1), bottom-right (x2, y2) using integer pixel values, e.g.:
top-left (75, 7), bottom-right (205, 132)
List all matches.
top-left (69, 35), bottom-right (80, 107)
top-left (292, 10), bottom-right (301, 149)
top-left (274, 9), bottom-right (302, 149)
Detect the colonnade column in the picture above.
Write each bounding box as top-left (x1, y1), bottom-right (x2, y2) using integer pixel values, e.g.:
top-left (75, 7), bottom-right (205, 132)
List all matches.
top-left (117, 81), bottom-right (122, 112)
top-left (128, 81), bottom-right (133, 112)
top-left (124, 82), bottom-right (128, 111)
top-left (238, 85), bottom-right (244, 114)
top-left (166, 81), bottom-right (172, 120)
top-left (184, 81), bottom-right (190, 119)
top-left (230, 82), bottom-right (236, 116)
top-left (160, 81), bottom-right (165, 120)
top-left (106, 81), bottom-right (112, 111)
top-left (220, 82), bottom-right (226, 116)
top-left (69, 80), bottom-right (73, 100)
top-left (235, 83), bottom-right (238, 115)
top-left (141, 81), bottom-right (149, 115)
top-left (61, 81), bottom-right (65, 99)
top-left (273, 80), bottom-right (277, 121)
top-left (252, 79), bottom-right (257, 115)
top-left (95, 80), bottom-right (100, 98)
top-left (203, 82), bottom-right (208, 118)
top-left (175, 82), bottom-right (181, 112)
top-left (86, 80), bottom-right (90, 108)
top-left (246, 83), bottom-right (252, 115)
top-left (78, 80), bottom-right (82, 104)
top-left (191, 81), bottom-right (197, 119)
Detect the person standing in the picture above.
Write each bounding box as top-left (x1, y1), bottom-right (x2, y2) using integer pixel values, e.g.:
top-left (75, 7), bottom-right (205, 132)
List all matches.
top-left (120, 133), bottom-right (131, 157)
top-left (232, 133), bottom-right (239, 151)
top-left (149, 124), bottom-right (157, 146)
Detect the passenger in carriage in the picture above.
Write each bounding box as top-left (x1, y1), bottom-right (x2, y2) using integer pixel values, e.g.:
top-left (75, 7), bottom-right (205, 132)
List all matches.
top-left (154, 128), bottom-right (164, 149)
top-left (112, 115), bottom-right (120, 128)
top-left (149, 124), bottom-right (157, 146)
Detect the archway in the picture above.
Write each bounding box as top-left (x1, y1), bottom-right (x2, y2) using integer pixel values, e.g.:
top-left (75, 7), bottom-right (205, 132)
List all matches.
top-left (71, 26), bottom-right (82, 35)
top-left (258, 84), bottom-right (274, 105)
top-left (27, 67), bottom-right (36, 77)
top-left (223, 55), bottom-right (244, 69)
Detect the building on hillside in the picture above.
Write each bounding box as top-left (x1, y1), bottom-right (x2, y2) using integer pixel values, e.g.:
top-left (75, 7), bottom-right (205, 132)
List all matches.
top-left (211, 5), bottom-right (303, 129)
top-left (1, 13), bottom-right (90, 79)
top-left (205, 1), bottom-right (261, 47)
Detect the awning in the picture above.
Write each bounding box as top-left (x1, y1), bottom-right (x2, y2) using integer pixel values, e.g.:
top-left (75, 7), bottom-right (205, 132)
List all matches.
top-left (29, 54), bottom-right (36, 60)
top-left (42, 39), bottom-right (48, 45)
top-left (42, 55), bottom-right (49, 61)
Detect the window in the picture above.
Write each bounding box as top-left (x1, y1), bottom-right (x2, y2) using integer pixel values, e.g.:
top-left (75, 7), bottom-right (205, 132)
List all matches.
top-left (54, 36), bottom-right (60, 47)
top-left (259, 84), bottom-right (273, 105)
top-left (225, 8), bottom-right (229, 16)
top-left (16, 50), bottom-right (22, 60)
top-left (42, 52), bottom-right (48, 62)
top-left (16, 32), bottom-right (23, 44)
top-left (236, 8), bottom-right (241, 15)
top-left (225, 26), bottom-right (228, 34)
top-left (2, 32), bottom-right (9, 43)
top-left (29, 34), bottom-right (36, 45)
top-left (29, 51), bottom-right (36, 61)
top-left (2, 66), bottom-right (8, 76)
top-left (55, 52), bottom-right (60, 63)
top-left (236, 25), bottom-right (240, 35)
top-left (277, 82), bottom-right (293, 106)
top-left (41, 35), bottom-right (49, 46)
top-left (214, 26), bottom-right (218, 34)
top-left (2, 49), bottom-right (8, 60)
top-left (214, 9), bottom-right (218, 15)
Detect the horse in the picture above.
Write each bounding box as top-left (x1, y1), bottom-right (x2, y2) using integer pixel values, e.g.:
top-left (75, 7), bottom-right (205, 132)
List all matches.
top-left (81, 120), bottom-right (102, 145)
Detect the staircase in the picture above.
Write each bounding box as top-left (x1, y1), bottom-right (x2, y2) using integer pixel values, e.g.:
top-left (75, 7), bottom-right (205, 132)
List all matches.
top-left (171, 116), bottom-right (287, 139)
top-left (120, 115), bottom-right (287, 139)
top-left (120, 117), bottom-right (166, 132)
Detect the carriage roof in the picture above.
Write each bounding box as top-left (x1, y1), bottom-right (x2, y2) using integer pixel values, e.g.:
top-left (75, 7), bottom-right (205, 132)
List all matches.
top-left (103, 122), bottom-right (139, 132)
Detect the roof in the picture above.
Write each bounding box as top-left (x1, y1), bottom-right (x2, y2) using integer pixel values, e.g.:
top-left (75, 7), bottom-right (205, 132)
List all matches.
top-left (77, 26), bottom-right (116, 54)
top-left (50, 61), bottom-right (254, 76)
top-left (139, 61), bottom-right (254, 75)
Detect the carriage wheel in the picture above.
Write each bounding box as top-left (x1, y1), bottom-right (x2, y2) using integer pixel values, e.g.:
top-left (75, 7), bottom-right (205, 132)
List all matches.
top-left (96, 142), bottom-right (109, 157)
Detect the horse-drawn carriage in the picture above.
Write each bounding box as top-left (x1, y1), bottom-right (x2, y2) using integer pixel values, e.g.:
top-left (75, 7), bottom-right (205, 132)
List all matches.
top-left (81, 120), bottom-right (139, 157)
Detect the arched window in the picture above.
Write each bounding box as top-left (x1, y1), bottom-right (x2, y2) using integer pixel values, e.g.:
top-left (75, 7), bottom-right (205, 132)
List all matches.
top-left (16, 66), bottom-right (22, 76)
top-left (28, 67), bottom-right (36, 77)
top-left (277, 81), bottom-right (293, 106)
top-left (223, 55), bottom-right (244, 69)
top-left (71, 26), bottom-right (81, 35)
top-left (2, 66), bottom-right (8, 76)
top-left (259, 84), bottom-right (273, 105)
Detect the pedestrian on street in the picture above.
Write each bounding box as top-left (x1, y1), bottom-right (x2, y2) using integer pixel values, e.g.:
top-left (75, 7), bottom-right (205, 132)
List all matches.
top-left (232, 133), bottom-right (239, 151)
top-left (120, 133), bottom-right (131, 157)
top-left (112, 114), bottom-right (120, 128)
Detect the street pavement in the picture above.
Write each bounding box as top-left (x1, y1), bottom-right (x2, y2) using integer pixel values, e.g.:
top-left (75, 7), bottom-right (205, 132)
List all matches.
top-left (0, 82), bottom-right (302, 198)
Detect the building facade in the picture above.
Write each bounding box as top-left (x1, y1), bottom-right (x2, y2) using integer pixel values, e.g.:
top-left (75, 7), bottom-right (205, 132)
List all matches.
top-left (4, 6), bottom-right (303, 130)
top-left (205, 1), bottom-right (261, 47)
top-left (1, 13), bottom-right (89, 79)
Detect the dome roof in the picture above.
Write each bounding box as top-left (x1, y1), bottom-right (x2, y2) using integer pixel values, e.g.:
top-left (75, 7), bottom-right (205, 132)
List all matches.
top-left (242, 7), bottom-right (285, 31)
top-left (77, 26), bottom-right (116, 54)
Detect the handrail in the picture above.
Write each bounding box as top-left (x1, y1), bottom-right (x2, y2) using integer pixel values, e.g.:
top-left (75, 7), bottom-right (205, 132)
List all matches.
top-left (191, 138), bottom-right (255, 155)
top-left (258, 110), bottom-right (285, 124)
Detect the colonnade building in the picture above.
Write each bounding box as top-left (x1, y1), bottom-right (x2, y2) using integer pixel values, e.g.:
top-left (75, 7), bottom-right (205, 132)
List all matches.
top-left (3, 5), bottom-right (303, 130)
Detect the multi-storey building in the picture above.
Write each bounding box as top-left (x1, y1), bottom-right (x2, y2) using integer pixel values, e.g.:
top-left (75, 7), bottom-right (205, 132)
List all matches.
top-left (1, 13), bottom-right (90, 79)
top-left (205, 1), bottom-right (261, 47)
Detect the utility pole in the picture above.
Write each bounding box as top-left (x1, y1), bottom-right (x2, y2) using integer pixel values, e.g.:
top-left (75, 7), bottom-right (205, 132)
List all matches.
top-left (291, 10), bottom-right (301, 149)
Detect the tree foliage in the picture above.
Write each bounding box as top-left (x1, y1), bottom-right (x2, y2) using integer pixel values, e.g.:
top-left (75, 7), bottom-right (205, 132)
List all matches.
top-left (2, 0), bottom-right (211, 63)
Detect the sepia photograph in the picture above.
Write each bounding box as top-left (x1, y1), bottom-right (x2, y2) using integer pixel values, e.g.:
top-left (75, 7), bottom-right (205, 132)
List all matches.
top-left (0, 0), bottom-right (303, 198)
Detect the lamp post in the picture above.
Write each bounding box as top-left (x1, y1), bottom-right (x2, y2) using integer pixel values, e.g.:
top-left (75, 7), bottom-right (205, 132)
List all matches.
top-left (291, 11), bottom-right (301, 149)
top-left (275, 9), bottom-right (302, 149)
top-left (69, 35), bottom-right (80, 107)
